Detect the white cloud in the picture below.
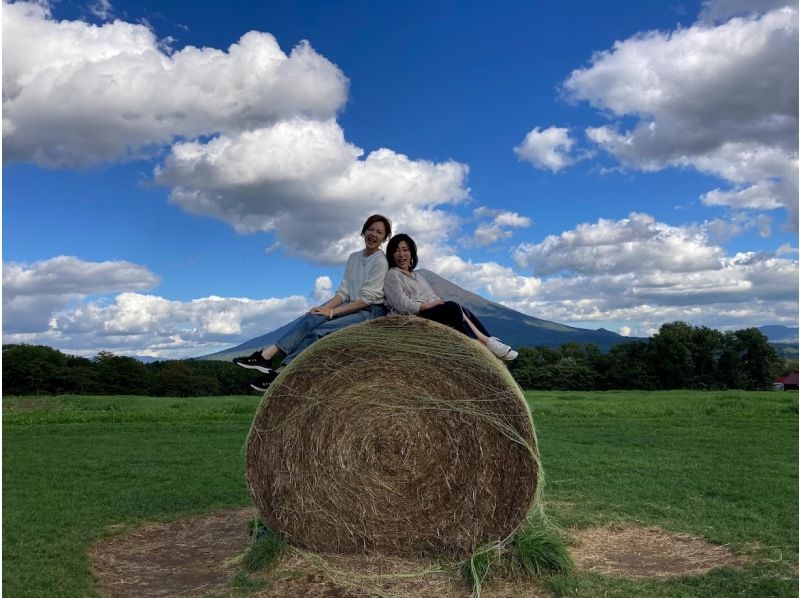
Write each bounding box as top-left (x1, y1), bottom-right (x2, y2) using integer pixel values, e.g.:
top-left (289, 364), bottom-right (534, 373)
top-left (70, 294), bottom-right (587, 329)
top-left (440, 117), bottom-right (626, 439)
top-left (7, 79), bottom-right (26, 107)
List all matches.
top-left (51, 292), bottom-right (308, 341)
top-left (704, 216), bottom-right (747, 243)
top-left (3, 255), bottom-right (159, 297)
top-left (1, 255), bottom-right (327, 357)
top-left (3, 3), bottom-right (471, 263)
top-left (514, 126), bottom-right (576, 172)
top-left (433, 255), bottom-right (796, 335)
top-left (3, 256), bottom-right (159, 332)
top-left (429, 214), bottom-right (798, 335)
top-left (513, 213), bottom-right (724, 276)
top-left (5, 235), bottom-right (797, 356)
top-left (156, 119), bottom-right (470, 263)
top-left (89, 0), bottom-right (113, 20)
top-left (698, 0), bottom-right (795, 23)
top-left (472, 208), bottom-right (532, 247)
top-left (1, 291), bottom-right (311, 359)
top-left (3, 0), bottom-right (348, 166)
top-left (501, 249), bottom-right (798, 334)
top-left (565, 5), bottom-right (799, 227)
top-left (312, 276), bottom-right (333, 302)
top-left (428, 254), bottom-right (542, 299)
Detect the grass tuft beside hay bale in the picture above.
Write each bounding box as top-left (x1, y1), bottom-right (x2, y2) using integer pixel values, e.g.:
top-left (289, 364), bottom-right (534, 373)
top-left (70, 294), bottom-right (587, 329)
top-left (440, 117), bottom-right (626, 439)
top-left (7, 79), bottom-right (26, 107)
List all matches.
top-left (461, 507), bottom-right (572, 596)
top-left (506, 507), bottom-right (572, 577)
top-left (242, 519), bottom-right (286, 572)
top-left (246, 315), bottom-right (540, 558)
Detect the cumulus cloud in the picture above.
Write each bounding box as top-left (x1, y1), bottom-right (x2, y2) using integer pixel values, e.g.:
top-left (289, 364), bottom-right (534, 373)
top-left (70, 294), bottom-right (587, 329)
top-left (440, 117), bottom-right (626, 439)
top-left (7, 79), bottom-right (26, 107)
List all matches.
top-left (49, 292), bottom-right (308, 344)
top-left (565, 4), bottom-right (799, 227)
top-left (428, 254), bottom-right (542, 300)
top-left (513, 213), bottom-right (724, 276)
top-left (702, 212), bottom-right (774, 243)
top-left (514, 126), bottom-right (576, 172)
top-left (156, 119), bottom-right (470, 263)
top-left (89, 0), bottom-right (113, 20)
top-left (472, 208), bottom-right (532, 247)
top-left (3, 2), bottom-right (472, 263)
top-left (698, 0), bottom-right (795, 23)
top-left (2, 291), bottom-right (311, 359)
top-left (411, 212), bottom-right (797, 337)
top-left (503, 247), bottom-right (798, 334)
top-left (3, 256), bottom-right (160, 332)
top-left (2, 0), bottom-right (348, 166)
top-left (312, 276), bottom-right (333, 302)
top-left (488, 213), bottom-right (797, 334)
top-left (2, 255), bottom-right (319, 357)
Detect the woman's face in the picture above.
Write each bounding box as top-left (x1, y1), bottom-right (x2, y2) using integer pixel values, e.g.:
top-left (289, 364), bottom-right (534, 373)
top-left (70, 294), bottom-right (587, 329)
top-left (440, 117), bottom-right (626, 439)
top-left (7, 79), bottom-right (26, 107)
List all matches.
top-left (363, 221), bottom-right (387, 255)
top-left (393, 240), bottom-right (412, 271)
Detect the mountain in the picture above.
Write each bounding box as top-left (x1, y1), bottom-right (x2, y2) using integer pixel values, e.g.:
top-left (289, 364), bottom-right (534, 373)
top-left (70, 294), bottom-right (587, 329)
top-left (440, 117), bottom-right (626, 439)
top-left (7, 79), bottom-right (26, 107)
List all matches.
top-left (199, 269), bottom-right (643, 361)
top-left (757, 325), bottom-right (798, 344)
top-left (199, 317), bottom-right (303, 361)
top-left (418, 269), bottom-right (645, 350)
top-left (131, 355), bottom-right (162, 364)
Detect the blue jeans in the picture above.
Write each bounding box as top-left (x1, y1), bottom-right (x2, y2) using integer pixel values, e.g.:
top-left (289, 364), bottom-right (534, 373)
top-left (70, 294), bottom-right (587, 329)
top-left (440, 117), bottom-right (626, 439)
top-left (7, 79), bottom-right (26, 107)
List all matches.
top-left (276, 304), bottom-right (387, 365)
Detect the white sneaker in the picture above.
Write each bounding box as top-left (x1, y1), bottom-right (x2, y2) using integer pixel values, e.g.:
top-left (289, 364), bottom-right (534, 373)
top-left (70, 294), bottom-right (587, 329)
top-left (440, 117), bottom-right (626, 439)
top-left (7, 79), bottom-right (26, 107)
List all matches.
top-left (487, 337), bottom-right (517, 361)
top-left (502, 349), bottom-right (518, 361)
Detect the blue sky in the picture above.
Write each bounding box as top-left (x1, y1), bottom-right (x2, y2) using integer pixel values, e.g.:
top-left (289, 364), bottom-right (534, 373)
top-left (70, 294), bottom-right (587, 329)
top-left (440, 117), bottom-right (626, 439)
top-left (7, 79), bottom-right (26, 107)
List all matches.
top-left (3, 0), bottom-right (798, 358)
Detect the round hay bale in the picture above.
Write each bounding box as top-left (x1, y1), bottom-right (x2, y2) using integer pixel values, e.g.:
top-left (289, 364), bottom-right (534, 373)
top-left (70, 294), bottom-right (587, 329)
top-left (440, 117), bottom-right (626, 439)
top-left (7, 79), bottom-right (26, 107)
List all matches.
top-left (245, 315), bottom-right (539, 558)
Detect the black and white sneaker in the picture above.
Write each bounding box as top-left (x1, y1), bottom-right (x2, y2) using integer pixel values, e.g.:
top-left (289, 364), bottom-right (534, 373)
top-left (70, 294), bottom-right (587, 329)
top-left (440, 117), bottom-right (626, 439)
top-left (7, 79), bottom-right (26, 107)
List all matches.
top-left (249, 371), bottom-right (279, 392)
top-left (487, 337), bottom-right (518, 361)
top-left (233, 351), bottom-right (273, 374)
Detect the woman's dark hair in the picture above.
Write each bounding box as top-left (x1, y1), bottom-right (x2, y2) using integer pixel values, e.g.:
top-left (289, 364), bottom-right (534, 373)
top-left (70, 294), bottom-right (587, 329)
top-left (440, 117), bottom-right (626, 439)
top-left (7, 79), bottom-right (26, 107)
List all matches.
top-left (361, 214), bottom-right (392, 241)
top-left (386, 233), bottom-right (419, 271)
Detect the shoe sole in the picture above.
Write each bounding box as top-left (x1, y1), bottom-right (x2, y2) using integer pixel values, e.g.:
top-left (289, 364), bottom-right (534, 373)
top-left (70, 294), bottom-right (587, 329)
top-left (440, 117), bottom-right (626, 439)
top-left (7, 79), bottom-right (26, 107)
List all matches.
top-left (250, 385), bottom-right (270, 392)
top-left (235, 362), bottom-right (273, 374)
top-left (501, 351), bottom-right (518, 361)
top-left (488, 346), bottom-right (512, 358)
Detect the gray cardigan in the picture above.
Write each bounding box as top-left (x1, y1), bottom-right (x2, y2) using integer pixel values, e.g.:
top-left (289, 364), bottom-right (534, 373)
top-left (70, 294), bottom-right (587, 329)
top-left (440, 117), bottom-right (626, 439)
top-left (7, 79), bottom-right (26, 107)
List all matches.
top-left (383, 267), bottom-right (440, 314)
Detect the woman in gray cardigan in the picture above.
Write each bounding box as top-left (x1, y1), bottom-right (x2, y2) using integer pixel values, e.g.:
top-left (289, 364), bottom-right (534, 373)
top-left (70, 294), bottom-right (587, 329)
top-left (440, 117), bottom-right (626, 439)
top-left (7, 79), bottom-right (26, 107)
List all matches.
top-left (383, 233), bottom-right (517, 361)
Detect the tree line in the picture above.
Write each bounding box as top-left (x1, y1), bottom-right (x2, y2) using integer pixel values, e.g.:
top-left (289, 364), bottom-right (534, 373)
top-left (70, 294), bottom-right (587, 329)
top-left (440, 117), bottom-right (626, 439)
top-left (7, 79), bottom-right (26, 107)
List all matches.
top-left (2, 345), bottom-right (257, 397)
top-left (2, 322), bottom-right (792, 396)
top-left (508, 322), bottom-right (790, 391)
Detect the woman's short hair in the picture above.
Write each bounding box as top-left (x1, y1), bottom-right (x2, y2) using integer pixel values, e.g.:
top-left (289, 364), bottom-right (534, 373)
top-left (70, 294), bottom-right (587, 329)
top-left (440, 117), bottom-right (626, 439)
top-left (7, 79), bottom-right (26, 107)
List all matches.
top-left (386, 233), bottom-right (419, 271)
top-left (361, 214), bottom-right (392, 240)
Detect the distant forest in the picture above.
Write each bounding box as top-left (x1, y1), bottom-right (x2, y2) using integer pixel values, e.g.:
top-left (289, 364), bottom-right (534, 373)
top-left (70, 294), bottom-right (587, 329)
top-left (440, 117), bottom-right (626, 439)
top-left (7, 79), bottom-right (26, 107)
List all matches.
top-left (508, 323), bottom-right (792, 391)
top-left (2, 322), bottom-right (794, 396)
top-left (2, 346), bottom-right (257, 397)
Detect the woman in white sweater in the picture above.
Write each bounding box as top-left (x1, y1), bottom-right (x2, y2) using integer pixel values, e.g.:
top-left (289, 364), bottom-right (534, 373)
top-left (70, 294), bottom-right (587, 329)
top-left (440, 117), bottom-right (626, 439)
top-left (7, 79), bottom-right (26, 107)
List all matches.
top-left (383, 233), bottom-right (517, 361)
top-left (234, 214), bottom-right (392, 390)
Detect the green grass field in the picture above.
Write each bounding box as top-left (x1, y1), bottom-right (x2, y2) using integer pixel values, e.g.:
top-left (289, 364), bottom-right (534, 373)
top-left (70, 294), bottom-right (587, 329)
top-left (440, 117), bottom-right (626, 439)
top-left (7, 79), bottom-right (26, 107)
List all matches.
top-left (3, 391), bottom-right (798, 597)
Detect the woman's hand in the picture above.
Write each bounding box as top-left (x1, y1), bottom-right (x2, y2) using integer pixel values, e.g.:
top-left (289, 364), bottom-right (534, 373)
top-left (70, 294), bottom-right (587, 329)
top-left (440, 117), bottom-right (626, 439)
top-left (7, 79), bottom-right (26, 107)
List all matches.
top-left (419, 300), bottom-right (444, 311)
top-left (310, 296), bottom-right (345, 318)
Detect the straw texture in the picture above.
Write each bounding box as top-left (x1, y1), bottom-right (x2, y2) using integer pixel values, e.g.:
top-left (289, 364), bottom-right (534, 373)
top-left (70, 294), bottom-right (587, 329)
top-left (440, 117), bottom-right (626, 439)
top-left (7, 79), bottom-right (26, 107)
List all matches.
top-left (245, 315), bottom-right (539, 558)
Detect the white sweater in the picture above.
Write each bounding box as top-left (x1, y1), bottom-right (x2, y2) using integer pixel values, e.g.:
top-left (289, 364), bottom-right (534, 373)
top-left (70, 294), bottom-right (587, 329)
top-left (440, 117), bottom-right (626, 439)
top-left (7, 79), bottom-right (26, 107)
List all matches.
top-left (383, 267), bottom-right (440, 314)
top-left (335, 250), bottom-right (389, 305)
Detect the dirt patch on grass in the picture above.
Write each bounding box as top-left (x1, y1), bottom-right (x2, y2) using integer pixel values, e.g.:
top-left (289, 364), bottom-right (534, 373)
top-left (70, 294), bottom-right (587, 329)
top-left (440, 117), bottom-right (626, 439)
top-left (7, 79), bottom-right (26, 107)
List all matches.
top-left (571, 524), bottom-right (747, 579)
top-left (2, 396), bottom-right (62, 414)
top-left (89, 510), bottom-right (747, 597)
top-left (249, 551), bottom-right (549, 597)
top-left (89, 508), bottom-right (548, 597)
top-left (90, 507), bottom-right (256, 597)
